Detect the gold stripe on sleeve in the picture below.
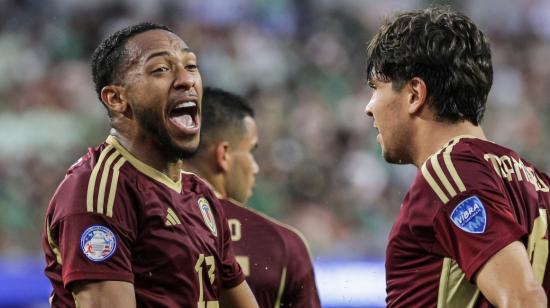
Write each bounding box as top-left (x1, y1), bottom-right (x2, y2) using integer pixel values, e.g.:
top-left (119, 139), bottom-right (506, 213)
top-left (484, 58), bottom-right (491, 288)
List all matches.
top-left (96, 151), bottom-right (121, 215)
top-left (444, 138), bottom-right (466, 192)
top-left (431, 154), bottom-right (457, 197)
top-left (106, 157), bottom-right (126, 218)
top-left (46, 219), bottom-right (62, 265)
top-left (274, 266), bottom-right (287, 308)
top-left (86, 145), bottom-right (114, 212)
top-left (421, 161), bottom-right (450, 203)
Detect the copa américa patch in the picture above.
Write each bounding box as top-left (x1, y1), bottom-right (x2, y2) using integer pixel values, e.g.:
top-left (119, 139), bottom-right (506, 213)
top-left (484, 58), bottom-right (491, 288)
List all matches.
top-left (450, 196), bottom-right (487, 234)
top-left (198, 197), bottom-right (217, 237)
top-left (80, 225), bottom-right (117, 262)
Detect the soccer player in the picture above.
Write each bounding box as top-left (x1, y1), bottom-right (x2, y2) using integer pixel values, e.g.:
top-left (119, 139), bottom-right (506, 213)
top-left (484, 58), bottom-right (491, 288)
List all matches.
top-left (182, 87), bottom-right (322, 307)
top-left (365, 7), bottom-right (548, 307)
top-left (42, 22), bottom-right (258, 307)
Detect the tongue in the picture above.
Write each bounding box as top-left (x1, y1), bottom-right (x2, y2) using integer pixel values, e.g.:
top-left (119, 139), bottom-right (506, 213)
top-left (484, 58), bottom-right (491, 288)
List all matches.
top-left (171, 114), bottom-right (195, 129)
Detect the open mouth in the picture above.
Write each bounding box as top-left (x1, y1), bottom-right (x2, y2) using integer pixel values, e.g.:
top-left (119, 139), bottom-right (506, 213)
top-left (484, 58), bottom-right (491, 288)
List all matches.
top-left (168, 101), bottom-right (200, 134)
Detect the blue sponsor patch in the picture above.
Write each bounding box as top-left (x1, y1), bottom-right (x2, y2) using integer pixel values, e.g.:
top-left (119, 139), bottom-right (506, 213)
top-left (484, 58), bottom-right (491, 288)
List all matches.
top-left (450, 196), bottom-right (487, 234)
top-left (80, 225), bottom-right (117, 262)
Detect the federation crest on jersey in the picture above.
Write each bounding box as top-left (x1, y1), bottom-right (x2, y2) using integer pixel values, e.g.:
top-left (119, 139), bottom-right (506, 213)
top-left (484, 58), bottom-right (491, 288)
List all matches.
top-left (450, 196), bottom-right (487, 234)
top-left (80, 225), bottom-right (117, 262)
top-left (198, 197), bottom-right (218, 237)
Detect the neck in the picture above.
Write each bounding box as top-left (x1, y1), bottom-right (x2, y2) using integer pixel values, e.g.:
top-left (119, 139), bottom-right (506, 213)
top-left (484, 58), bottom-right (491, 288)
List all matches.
top-left (412, 120), bottom-right (486, 168)
top-left (110, 128), bottom-right (182, 181)
top-left (180, 159), bottom-right (228, 198)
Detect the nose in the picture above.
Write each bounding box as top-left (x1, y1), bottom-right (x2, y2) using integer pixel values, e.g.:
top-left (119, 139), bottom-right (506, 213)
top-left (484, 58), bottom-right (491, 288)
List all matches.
top-left (173, 68), bottom-right (196, 89)
top-left (365, 98), bottom-right (374, 117)
top-left (252, 158), bottom-right (259, 175)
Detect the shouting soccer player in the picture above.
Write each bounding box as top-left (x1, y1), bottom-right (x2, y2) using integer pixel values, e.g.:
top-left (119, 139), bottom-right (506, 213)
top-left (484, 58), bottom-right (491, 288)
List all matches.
top-left (42, 23), bottom-right (258, 307)
top-left (182, 87), bottom-right (321, 307)
top-left (365, 7), bottom-right (549, 307)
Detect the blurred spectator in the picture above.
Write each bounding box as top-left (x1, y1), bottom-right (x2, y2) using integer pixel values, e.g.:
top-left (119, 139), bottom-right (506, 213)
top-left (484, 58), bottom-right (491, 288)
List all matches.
top-left (1, 0), bottom-right (549, 259)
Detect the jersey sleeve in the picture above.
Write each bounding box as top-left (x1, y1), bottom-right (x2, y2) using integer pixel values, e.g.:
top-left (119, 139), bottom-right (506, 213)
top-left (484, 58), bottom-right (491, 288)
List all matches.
top-left (421, 148), bottom-right (526, 281)
top-left (47, 166), bottom-right (138, 289)
top-left (215, 198), bottom-right (246, 289)
top-left (280, 228), bottom-right (321, 308)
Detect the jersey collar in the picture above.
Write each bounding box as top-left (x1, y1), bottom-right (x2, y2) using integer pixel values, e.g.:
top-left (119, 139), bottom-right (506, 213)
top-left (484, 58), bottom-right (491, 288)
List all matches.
top-left (106, 135), bottom-right (182, 193)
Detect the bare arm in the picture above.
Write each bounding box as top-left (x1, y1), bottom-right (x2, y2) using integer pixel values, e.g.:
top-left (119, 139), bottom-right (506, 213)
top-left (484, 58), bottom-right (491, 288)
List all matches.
top-left (219, 281), bottom-right (259, 308)
top-left (73, 280), bottom-right (136, 308)
top-left (476, 241), bottom-right (546, 307)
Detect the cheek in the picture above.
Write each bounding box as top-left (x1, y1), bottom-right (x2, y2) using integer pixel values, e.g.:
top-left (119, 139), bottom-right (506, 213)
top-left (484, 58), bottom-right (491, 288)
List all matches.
top-left (194, 74), bottom-right (203, 89)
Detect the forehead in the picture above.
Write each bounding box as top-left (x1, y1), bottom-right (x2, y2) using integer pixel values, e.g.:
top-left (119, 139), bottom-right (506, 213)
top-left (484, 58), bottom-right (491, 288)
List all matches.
top-left (125, 29), bottom-right (190, 59)
top-left (243, 116), bottom-right (258, 139)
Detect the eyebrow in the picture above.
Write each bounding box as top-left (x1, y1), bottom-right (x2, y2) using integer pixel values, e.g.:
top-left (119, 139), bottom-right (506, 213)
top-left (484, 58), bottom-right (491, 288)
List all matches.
top-left (145, 48), bottom-right (193, 62)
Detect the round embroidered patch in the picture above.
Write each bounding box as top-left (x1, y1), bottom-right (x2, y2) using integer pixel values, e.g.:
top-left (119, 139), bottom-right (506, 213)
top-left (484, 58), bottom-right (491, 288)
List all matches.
top-left (80, 225), bottom-right (117, 262)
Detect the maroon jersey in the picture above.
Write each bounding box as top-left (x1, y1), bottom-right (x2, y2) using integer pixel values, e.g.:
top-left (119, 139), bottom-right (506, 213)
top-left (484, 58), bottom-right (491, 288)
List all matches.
top-left (386, 135), bottom-right (550, 307)
top-left (220, 198), bottom-right (321, 308)
top-left (43, 136), bottom-right (244, 307)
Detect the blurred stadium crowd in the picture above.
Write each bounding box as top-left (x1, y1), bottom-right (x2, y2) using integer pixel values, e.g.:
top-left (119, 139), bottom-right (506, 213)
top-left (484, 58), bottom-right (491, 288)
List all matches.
top-left (1, 0), bottom-right (549, 261)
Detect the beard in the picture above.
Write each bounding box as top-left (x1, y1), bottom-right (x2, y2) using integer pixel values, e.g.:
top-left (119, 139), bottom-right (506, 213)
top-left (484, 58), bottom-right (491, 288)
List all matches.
top-left (134, 105), bottom-right (198, 161)
top-left (380, 130), bottom-right (412, 165)
top-left (383, 149), bottom-right (409, 165)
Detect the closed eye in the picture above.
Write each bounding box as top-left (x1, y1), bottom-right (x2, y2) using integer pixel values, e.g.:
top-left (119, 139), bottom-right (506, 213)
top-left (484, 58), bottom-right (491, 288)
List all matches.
top-left (153, 66), bottom-right (170, 73)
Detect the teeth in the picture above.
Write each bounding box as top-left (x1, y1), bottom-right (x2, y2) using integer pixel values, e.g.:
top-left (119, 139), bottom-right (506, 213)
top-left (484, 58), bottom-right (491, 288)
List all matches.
top-left (176, 101), bottom-right (196, 109)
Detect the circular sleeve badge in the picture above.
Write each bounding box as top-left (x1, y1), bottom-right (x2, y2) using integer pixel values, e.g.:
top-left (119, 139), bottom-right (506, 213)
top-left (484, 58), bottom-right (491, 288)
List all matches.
top-left (80, 225), bottom-right (117, 262)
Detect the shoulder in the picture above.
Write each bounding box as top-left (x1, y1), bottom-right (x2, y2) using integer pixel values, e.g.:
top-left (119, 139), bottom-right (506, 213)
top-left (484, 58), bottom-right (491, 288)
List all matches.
top-left (250, 209), bottom-right (313, 258)
top-left (418, 136), bottom-right (503, 205)
top-left (221, 200), bottom-right (291, 243)
top-left (223, 199), bottom-right (279, 227)
top-left (49, 142), bottom-right (135, 221)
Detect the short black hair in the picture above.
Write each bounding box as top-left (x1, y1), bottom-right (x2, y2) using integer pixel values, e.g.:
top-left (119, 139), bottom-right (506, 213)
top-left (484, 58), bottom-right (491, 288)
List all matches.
top-left (199, 87), bottom-right (255, 151)
top-left (91, 22), bottom-right (173, 103)
top-left (367, 7), bottom-right (493, 125)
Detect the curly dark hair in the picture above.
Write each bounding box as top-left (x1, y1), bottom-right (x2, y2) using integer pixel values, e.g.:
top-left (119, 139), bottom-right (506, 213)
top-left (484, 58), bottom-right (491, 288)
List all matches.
top-left (198, 87), bottom-right (255, 150)
top-left (91, 22), bottom-right (173, 103)
top-left (367, 7), bottom-right (493, 125)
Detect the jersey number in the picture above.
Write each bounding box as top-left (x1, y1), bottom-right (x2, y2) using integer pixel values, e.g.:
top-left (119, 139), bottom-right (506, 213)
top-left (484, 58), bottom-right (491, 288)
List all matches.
top-left (195, 254), bottom-right (219, 308)
top-left (228, 219), bottom-right (241, 241)
top-left (527, 208), bottom-right (549, 283)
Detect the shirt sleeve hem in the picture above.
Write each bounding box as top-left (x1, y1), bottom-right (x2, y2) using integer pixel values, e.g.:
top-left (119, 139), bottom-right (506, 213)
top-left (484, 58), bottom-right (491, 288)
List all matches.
top-left (221, 273), bottom-right (246, 290)
top-left (64, 272), bottom-right (134, 289)
top-left (463, 231), bottom-right (525, 281)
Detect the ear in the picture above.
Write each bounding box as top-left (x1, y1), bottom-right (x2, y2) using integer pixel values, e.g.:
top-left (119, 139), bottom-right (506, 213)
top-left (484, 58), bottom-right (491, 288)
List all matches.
top-left (214, 141), bottom-right (231, 173)
top-left (100, 85), bottom-right (128, 114)
top-left (407, 77), bottom-right (428, 115)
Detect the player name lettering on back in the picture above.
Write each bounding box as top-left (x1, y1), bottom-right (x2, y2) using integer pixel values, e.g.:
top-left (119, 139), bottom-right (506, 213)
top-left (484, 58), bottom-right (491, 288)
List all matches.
top-left (484, 153), bottom-right (549, 192)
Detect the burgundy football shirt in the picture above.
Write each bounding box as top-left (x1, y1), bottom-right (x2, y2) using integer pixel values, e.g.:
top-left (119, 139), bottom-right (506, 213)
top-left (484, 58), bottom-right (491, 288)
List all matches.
top-left (221, 198), bottom-right (321, 308)
top-left (386, 135), bottom-right (550, 307)
top-left (43, 136), bottom-right (244, 307)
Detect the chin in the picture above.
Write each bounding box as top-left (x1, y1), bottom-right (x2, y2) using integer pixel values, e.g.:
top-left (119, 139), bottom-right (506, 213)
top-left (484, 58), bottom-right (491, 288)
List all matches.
top-left (383, 149), bottom-right (402, 165)
top-left (175, 134), bottom-right (200, 149)
top-left (175, 143), bottom-right (199, 160)
top-left (160, 137), bottom-right (200, 161)
top-left (383, 149), bottom-right (411, 165)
